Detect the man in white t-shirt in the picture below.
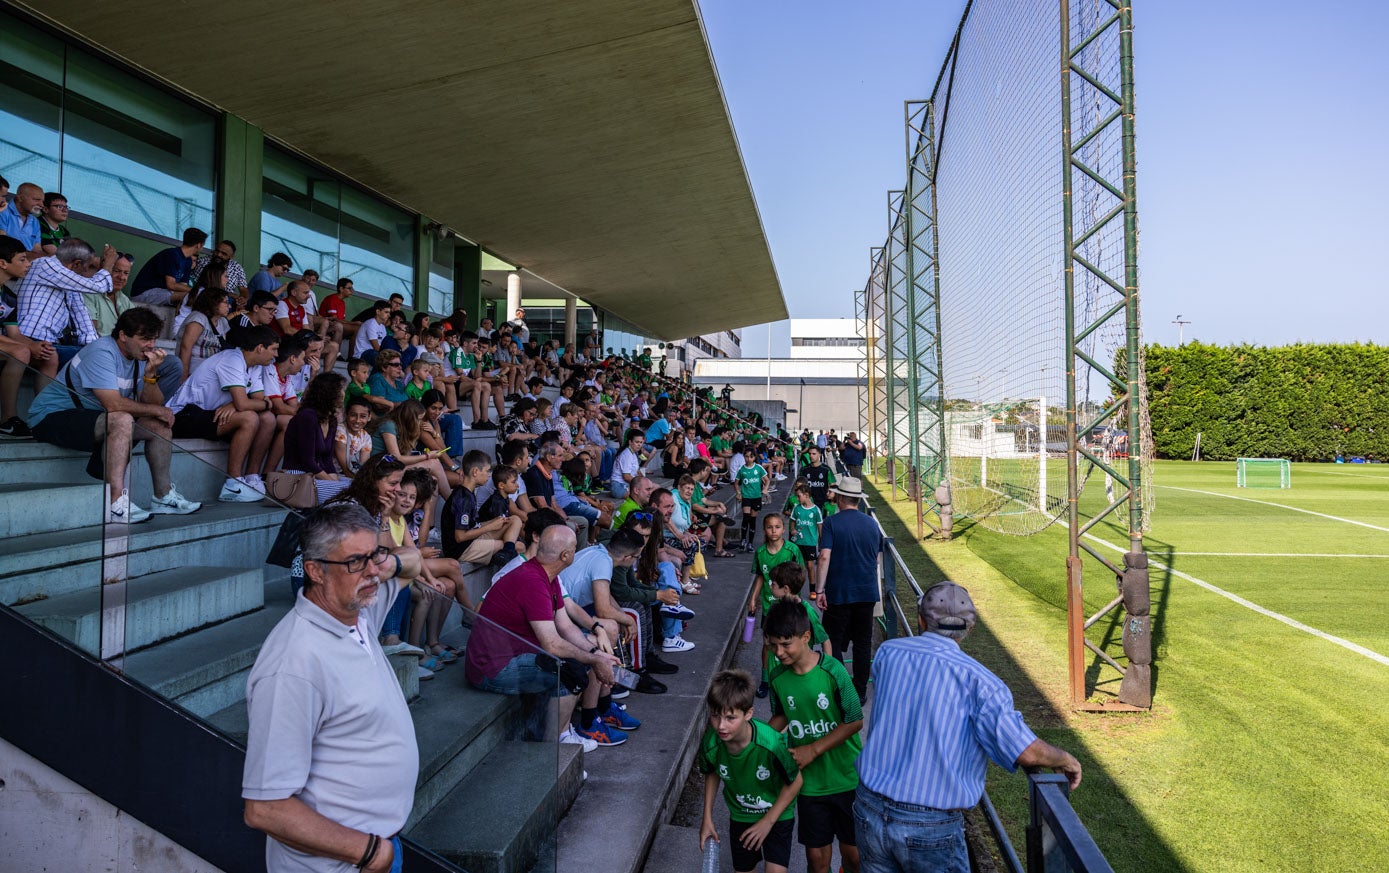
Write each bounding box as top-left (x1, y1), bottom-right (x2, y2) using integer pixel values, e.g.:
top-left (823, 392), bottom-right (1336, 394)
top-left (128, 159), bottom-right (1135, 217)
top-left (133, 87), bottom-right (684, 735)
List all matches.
top-left (351, 299), bottom-right (392, 363)
top-left (166, 325), bottom-right (279, 502)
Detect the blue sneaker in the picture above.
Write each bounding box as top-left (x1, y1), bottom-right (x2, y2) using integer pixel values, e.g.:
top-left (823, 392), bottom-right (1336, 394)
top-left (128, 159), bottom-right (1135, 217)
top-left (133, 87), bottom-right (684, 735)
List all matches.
top-left (602, 702), bottom-right (641, 731)
top-left (578, 717), bottom-right (628, 746)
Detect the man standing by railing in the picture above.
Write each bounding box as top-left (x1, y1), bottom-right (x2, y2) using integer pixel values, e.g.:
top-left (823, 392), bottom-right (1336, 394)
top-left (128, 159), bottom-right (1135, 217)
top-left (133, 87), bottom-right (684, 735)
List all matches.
top-left (853, 582), bottom-right (1082, 873)
top-left (813, 476), bottom-right (880, 701)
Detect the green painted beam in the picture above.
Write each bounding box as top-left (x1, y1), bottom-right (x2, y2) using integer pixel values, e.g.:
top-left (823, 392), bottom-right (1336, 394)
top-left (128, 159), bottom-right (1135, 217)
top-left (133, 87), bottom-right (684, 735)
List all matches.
top-left (217, 115), bottom-right (263, 267)
top-left (454, 242), bottom-right (482, 330)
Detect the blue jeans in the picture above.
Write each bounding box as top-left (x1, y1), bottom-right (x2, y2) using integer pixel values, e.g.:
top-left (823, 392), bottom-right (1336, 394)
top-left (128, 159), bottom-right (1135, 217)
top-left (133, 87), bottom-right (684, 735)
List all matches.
top-left (657, 561), bottom-right (683, 639)
top-left (390, 835), bottom-right (404, 873)
top-left (474, 652), bottom-right (573, 741)
top-left (564, 499), bottom-right (600, 523)
top-left (381, 585), bottom-right (412, 639)
top-left (598, 447), bottom-right (616, 481)
top-left (438, 412), bottom-right (465, 458)
top-left (854, 786), bottom-right (968, 873)
top-left (610, 477), bottom-right (629, 499)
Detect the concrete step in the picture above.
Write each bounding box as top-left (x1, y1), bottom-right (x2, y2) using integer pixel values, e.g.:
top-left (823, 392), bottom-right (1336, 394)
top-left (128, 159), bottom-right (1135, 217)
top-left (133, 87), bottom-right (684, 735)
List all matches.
top-left (14, 565), bottom-right (265, 655)
top-left (408, 740), bottom-right (585, 873)
top-left (0, 501), bottom-right (285, 607)
top-left (122, 581), bottom-right (295, 719)
top-left (0, 481), bottom-right (105, 538)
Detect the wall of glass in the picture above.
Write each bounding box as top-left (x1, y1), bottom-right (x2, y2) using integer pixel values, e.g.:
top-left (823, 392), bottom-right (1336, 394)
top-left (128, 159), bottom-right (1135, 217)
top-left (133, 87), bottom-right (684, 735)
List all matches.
top-left (261, 145), bottom-right (414, 302)
top-left (0, 8), bottom-right (217, 241)
top-left (600, 311), bottom-right (658, 359)
top-left (428, 236), bottom-right (456, 316)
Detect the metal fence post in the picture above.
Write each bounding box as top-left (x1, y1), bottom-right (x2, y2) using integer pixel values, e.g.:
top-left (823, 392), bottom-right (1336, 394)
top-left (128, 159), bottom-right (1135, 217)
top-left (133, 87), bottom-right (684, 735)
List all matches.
top-left (880, 535), bottom-right (898, 640)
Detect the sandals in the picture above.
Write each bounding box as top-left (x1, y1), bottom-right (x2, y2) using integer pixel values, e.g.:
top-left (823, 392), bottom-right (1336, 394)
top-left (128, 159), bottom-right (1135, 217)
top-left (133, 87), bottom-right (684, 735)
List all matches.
top-left (430, 647), bottom-right (459, 664)
top-left (713, 550), bottom-right (736, 558)
top-left (420, 655), bottom-right (446, 671)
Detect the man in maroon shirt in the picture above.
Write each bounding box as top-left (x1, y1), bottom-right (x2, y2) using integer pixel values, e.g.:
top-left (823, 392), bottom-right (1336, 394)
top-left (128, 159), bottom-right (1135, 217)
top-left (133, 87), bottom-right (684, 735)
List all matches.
top-left (464, 525), bottom-right (627, 748)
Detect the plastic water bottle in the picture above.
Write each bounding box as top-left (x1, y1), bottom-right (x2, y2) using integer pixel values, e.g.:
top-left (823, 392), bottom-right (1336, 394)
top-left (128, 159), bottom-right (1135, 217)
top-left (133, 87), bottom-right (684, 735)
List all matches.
top-left (743, 615), bottom-right (756, 643)
top-left (702, 837), bottom-right (720, 873)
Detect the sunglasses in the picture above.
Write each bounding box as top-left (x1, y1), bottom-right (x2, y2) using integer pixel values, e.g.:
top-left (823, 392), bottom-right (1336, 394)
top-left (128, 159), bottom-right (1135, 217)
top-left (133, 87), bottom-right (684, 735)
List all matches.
top-left (630, 512), bottom-right (654, 522)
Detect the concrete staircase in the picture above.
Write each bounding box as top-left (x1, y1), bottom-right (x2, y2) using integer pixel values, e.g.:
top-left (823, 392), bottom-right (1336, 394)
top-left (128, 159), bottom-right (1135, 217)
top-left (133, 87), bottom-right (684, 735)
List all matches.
top-left (0, 376), bottom-right (584, 873)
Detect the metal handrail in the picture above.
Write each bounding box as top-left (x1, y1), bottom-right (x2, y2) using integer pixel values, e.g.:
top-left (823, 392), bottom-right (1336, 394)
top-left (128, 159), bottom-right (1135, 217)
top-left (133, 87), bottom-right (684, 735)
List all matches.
top-left (845, 452), bottom-right (1108, 873)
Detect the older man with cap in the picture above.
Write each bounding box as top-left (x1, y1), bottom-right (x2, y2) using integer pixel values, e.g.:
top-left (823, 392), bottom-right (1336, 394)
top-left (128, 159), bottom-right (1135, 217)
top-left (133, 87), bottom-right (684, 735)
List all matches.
top-left (812, 475), bottom-right (883, 700)
top-left (853, 582), bottom-right (1082, 873)
top-left (242, 503), bottom-right (423, 872)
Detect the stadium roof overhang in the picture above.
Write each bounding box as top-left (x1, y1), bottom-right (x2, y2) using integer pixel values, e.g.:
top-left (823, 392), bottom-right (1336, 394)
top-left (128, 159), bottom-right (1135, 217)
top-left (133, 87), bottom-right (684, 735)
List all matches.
top-left (16, 0), bottom-right (786, 341)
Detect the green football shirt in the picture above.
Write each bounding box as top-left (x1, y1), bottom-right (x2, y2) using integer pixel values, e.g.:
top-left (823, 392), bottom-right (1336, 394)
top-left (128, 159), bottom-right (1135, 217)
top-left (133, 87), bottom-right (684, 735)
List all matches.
top-left (789, 503), bottom-right (823, 547)
top-left (737, 463), bottom-right (768, 499)
top-left (710, 436), bottom-right (731, 454)
top-left (769, 653), bottom-right (863, 797)
top-left (698, 718), bottom-right (800, 823)
top-left (753, 542), bottom-right (805, 614)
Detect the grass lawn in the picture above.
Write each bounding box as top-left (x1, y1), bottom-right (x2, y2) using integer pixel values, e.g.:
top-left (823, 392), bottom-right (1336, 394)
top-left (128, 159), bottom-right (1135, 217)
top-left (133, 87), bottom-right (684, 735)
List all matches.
top-left (864, 459), bottom-right (1389, 872)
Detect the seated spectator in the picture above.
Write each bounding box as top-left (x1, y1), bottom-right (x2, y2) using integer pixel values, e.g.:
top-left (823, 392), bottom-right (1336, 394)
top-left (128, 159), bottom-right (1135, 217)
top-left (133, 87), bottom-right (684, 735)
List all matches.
top-left (130, 227), bottom-right (207, 306)
top-left (83, 252), bottom-right (132, 341)
top-left (175, 282), bottom-right (230, 381)
top-left (334, 396), bottom-right (373, 476)
top-left (381, 320), bottom-right (418, 369)
top-left (662, 429), bottom-right (689, 480)
top-left (0, 237), bottom-right (40, 438)
top-left (645, 407), bottom-right (676, 450)
top-left (286, 329), bottom-right (324, 397)
top-left (248, 252), bottom-right (291, 295)
top-left (282, 372), bottom-right (351, 503)
top-left (319, 277), bottom-right (358, 343)
top-left (16, 238), bottom-right (118, 377)
top-left (651, 485), bottom-right (704, 594)
top-left (258, 339), bottom-right (307, 477)
top-left (187, 239), bottom-right (249, 307)
top-left (497, 397), bottom-right (540, 455)
top-left (442, 449), bottom-right (522, 566)
top-left (351, 299), bottom-right (392, 364)
top-left (224, 290), bottom-right (278, 349)
top-left (464, 524), bottom-right (632, 748)
top-left (272, 279), bottom-right (313, 337)
top-left (687, 459), bottom-right (733, 556)
top-left (476, 440), bottom-right (536, 523)
top-left (172, 260), bottom-right (227, 335)
top-left (367, 349), bottom-right (411, 406)
top-left (165, 325), bottom-right (279, 502)
top-left (368, 398), bottom-right (454, 499)
top-left (447, 330), bottom-right (503, 428)
top-left (418, 388), bottom-right (465, 461)
top-left (611, 428), bottom-right (648, 499)
top-left (346, 356), bottom-right (393, 415)
top-left (561, 456), bottom-right (615, 529)
top-left (36, 192), bottom-right (70, 257)
top-left (0, 181), bottom-right (44, 255)
top-left (629, 508), bottom-right (698, 655)
top-left (479, 464), bottom-right (520, 524)
top-left (404, 355), bottom-right (435, 401)
top-left (525, 440), bottom-right (590, 548)
top-left (26, 308), bottom-right (200, 522)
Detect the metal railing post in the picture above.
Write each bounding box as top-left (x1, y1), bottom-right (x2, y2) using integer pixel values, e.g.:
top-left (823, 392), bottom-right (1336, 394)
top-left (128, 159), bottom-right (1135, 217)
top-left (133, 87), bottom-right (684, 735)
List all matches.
top-left (880, 535), bottom-right (898, 640)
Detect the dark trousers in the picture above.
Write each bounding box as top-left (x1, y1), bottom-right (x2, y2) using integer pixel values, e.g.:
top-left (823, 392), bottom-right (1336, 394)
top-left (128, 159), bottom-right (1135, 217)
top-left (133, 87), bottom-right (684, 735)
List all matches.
top-left (823, 601), bottom-right (876, 698)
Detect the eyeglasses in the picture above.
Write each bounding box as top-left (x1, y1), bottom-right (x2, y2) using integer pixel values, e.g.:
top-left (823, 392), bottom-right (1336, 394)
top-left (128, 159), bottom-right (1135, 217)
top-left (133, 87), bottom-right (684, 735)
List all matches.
top-left (307, 545), bottom-right (392, 574)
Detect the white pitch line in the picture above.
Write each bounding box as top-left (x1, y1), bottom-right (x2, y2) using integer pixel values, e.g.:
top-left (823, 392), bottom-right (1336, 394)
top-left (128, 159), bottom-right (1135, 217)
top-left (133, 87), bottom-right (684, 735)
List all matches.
top-left (1158, 485), bottom-right (1389, 534)
top-left (1297, 468), bottom-right (1389, 480)
top-left (1173, 552), bottom-right (1389, 558)
top-left (1078, 530), bottom-right (1389, 667)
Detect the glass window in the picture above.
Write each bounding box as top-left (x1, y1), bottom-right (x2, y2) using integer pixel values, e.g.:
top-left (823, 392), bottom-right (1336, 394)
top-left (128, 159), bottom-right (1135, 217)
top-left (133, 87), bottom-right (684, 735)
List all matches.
top-left (262, 147), bottom-right (341, 279)
top-left (0, 9), bottom-right (216, 241)
top-left (338, 186), bottom-right (413, 303)
top-left (428, 235), bottom-right (455, 317)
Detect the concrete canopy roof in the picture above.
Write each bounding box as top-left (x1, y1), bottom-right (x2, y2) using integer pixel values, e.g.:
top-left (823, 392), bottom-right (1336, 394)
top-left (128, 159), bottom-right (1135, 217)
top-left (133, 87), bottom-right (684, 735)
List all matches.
top-left (19, 0), bottom-right (786, 341)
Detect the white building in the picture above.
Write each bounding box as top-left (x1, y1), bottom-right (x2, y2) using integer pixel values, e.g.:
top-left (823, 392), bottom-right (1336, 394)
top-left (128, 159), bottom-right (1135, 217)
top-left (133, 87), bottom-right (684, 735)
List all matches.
top-left (789, 318), bottom-right (863, 359)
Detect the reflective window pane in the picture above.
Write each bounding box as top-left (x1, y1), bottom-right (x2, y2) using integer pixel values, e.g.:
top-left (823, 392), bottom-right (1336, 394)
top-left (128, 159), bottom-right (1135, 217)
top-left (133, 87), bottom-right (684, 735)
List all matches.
top-left (0, 11), bottom-right (64, 194)
top-left (338, 186), bottom-right (414, 302)
top-left (262, 146), bottom-right (341, 278)
top-left (428, 236), bottom-right (455, 316)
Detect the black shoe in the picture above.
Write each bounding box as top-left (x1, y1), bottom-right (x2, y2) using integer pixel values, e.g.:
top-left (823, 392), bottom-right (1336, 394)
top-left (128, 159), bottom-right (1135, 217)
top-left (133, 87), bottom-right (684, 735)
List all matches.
top-left (504, 393), bottom-right (522, 402)
top-left (0, 416), bottom-right (32, 440)
top-left (645, 654), bottom-right (679, 675)
top-left (635, 671), bottom-right (667, 694)
top-left (756, 681), bottom-right (770, 699)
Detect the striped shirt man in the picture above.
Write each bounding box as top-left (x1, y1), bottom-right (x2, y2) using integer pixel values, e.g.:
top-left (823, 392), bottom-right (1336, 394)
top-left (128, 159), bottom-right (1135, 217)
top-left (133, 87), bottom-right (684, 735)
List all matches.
top-left (856, 632), bottom-right (1037, 809)
top-left (16, 255), bottom-right (110, 345)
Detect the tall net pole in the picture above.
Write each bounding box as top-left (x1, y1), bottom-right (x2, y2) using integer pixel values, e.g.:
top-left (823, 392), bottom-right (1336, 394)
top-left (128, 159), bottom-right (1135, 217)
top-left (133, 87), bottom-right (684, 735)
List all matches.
top-left (1062, 0), bottom-right (1150, 709)
top-left (867, 246), bottom-right (889, 478)
top-left (884, 190), bottom-right (912, 502)
top-left (855, 286), bottom-right (870, 466)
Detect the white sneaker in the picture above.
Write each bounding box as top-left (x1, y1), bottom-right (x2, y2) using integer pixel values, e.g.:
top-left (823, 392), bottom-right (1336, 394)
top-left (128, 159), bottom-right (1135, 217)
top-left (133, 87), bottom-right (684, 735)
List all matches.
top-left (382, 642), bottom-right (426, 657)
top-left (242, 473), bottom-right (267, 494)
top-left (108, 492), bottom-right (151, 525)
top-left (662, 636), bottom-right (696, 653)
top-left (560, 728), bottom-right (599, 753)
top-left (774, 473), bottom-right (788, 481)
top-left (150, 484), bottom-right (201, 515)
top-left (219, 477), bottom-right (263, 503)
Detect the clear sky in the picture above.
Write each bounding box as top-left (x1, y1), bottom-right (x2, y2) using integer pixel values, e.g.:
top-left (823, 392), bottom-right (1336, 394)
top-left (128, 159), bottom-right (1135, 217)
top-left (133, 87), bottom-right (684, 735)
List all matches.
top-left (700, 0), bottom-right (1389, 358)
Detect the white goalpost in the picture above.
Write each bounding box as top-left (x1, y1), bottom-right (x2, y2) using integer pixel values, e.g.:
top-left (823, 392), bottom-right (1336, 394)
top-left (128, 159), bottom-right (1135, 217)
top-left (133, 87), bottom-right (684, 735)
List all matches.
top-left (1236, 457), bottom-right (1291, 489)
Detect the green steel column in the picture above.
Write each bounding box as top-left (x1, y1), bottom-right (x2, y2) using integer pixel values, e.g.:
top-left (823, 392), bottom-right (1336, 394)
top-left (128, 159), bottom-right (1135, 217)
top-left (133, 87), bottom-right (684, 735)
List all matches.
top-left (454, 242), bottom-right (482, 330)
top-left (901, 108), bottom-right (924, 528)
top-left (217, 115), bottom-right (264, 267)
top-left (412, 216), bottom-right (430, 314)
top-left (1120, 0), bottom-right (1143, 552)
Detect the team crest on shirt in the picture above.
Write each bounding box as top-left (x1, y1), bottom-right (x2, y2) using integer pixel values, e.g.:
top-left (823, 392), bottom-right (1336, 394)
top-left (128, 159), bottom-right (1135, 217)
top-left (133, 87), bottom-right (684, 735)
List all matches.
top-left (719, 764), bottom-right (729, 779)
top-left (786, 695), bottom-right (795, 709)
top-left (756, 765), bottom-right (771, 781)
top-left (816, 692), bottom-right (830, 711)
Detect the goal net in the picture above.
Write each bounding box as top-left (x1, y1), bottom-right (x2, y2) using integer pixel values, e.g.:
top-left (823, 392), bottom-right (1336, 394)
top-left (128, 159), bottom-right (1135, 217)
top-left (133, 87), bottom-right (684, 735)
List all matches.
top-left (1237, 458), bottom-right (1291, 489)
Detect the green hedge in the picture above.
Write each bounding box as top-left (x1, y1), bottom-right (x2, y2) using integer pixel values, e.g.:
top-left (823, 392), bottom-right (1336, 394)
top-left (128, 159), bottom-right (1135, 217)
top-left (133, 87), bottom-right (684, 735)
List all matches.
top-left (1144, 343), bottom-right (1389, 461)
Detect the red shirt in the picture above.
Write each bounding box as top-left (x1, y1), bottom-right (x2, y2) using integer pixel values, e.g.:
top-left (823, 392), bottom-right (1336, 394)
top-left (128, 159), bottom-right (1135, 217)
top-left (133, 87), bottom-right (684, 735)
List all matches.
top-left (463, 558), bottom-right (563, 683)
top-left (322, 293), bottom-right (348, 321)
top-left (274, 299), bottom-right (306, 336)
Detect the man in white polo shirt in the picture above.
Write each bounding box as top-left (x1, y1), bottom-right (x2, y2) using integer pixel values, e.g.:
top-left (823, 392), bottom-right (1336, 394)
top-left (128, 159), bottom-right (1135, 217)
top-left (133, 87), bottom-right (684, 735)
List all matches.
top-left (351, 299), bottom-right (391, 365)
top-left (243, 503), bottom-right (422, 873)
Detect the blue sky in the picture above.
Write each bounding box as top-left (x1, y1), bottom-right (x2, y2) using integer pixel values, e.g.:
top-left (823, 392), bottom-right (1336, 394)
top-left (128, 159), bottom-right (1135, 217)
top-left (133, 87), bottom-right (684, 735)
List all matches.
top-left (701, 0), bottom-right (1389, 358)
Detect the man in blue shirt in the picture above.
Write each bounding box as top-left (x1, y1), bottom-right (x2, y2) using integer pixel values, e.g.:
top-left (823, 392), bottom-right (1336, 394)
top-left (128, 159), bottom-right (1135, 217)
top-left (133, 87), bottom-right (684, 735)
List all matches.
top-left (248, 251), bottom-right (292, 295)
top-left (643, 407), bottom-right (675, 449)
top-left (854, 583), bottom-right (1081, 873)
top-left (811, 475), bottom-right (882, 699)
top-left (130, 227), bottom-right (207, 306)
top-left (0, 182), bottom-right (45, 255)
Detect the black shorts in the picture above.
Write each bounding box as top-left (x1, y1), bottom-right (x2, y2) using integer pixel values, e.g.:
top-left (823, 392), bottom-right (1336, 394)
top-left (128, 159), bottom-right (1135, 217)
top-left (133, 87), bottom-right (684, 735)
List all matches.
top-left (741, 497), bottom-right (763, 513)
top-left (32, 408), bottom-right (103, 452)
top-left (729, 817), bottom-right (795, 872)
top-left (172, 404), bottom-right (222, 440)
top-left (797, 790), bottom-right (857, 848)
top-left (797, 543), bottom-right (819, 564)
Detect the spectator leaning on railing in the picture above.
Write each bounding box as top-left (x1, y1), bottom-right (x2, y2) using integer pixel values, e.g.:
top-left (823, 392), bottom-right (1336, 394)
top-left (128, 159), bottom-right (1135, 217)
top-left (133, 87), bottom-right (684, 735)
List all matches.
top-left (854, 582), bottom-right (1083, 873)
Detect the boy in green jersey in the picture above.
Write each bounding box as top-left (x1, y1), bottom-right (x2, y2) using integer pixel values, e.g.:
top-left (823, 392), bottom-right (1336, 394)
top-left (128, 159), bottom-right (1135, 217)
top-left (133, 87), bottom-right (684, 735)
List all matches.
top-left (346, 357), bottom-right (392, 414)
top-left (747, 514), bottom-right (805, 697)
top-left (768, 563), bottom-right (830, 661)
top-left (736, 446), bottom-right (770, 551)
top-left (699, 669), bottom-right (803, 873)
top-left (766, 601), bottom-right (863, 873)
top-left (787, 482), bottom-right (824, 565)
top-left (404, 357), bottom-right (434, 400)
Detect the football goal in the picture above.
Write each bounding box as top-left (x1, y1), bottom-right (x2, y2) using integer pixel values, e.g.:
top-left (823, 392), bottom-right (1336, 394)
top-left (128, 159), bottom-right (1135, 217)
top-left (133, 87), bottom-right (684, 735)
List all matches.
top-left (1237, 457), bottom-right (1291, 489)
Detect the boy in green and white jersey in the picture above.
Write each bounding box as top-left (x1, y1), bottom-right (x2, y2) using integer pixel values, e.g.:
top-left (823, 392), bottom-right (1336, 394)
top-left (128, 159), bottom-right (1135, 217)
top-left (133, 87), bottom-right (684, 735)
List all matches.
top-left (766, 601), bottom-right (863, 873)
top-left (747, 513), bottom-right (805, 698)
top-left (767, 562), bottom-right (830, 661)
top-left (699, 669), bottom-right (803, 873)
top-left (736, 446), bottom-right (770, 551)
top-left (787, 482), bottom-right (824, 565)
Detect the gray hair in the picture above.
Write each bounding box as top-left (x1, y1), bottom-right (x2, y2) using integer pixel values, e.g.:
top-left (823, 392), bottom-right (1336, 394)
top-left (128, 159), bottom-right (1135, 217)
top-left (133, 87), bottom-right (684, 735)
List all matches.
top-left (55, 237), bottom-right (95, 265)
top-left (300, 503), bottom-right (378, 582)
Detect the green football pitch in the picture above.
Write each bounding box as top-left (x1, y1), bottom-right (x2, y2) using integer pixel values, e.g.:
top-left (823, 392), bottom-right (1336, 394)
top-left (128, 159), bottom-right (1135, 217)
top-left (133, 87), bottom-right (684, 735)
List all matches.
top-left (866, 459), bottom-right (1389, 872)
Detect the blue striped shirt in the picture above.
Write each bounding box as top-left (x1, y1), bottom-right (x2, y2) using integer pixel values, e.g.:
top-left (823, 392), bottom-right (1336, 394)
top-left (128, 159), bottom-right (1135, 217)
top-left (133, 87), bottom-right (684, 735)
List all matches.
top-left (857, 633), bottom-right (1037, 809)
